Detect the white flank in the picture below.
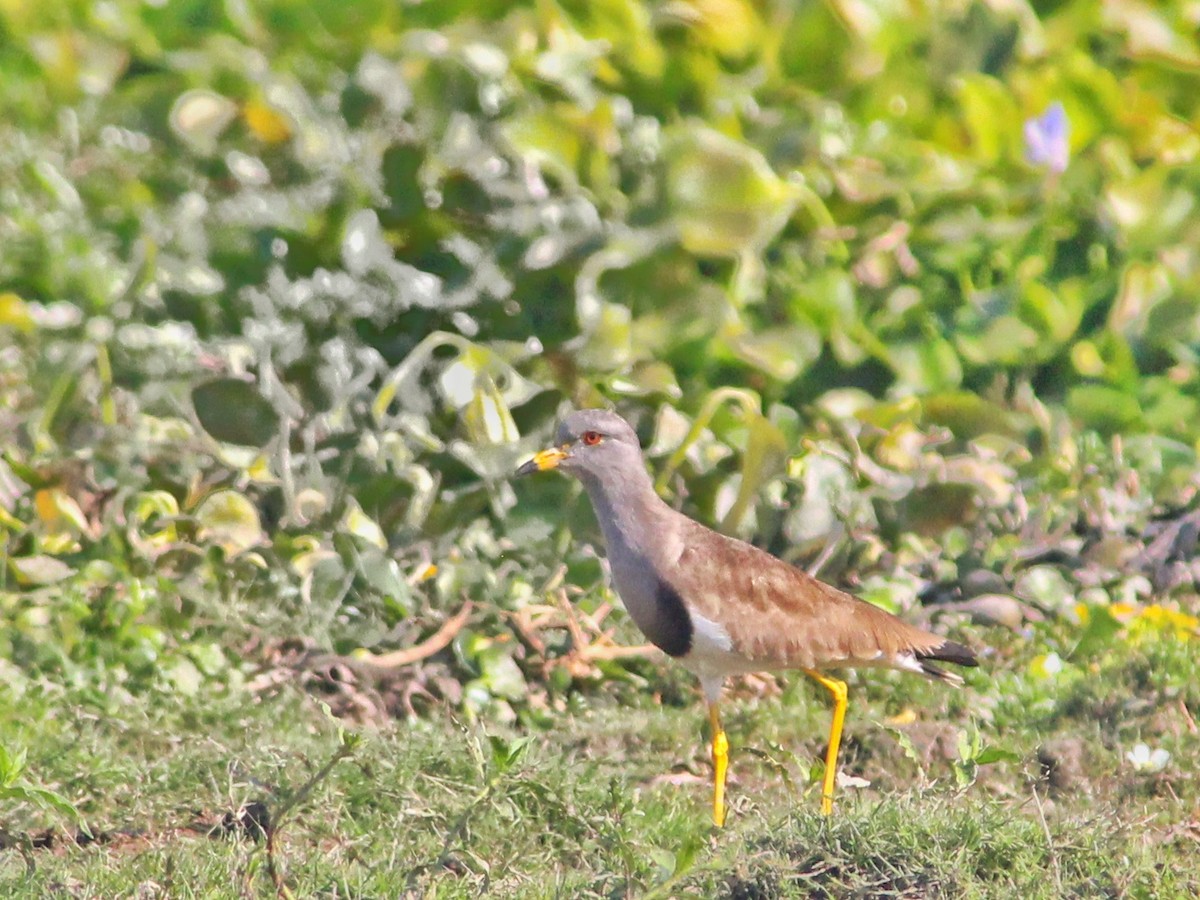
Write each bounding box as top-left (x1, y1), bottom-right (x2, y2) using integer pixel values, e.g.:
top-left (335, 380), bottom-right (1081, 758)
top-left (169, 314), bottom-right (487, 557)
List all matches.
top-left (690, 609), bottom-right (733, 655)
top-left (684, 610), bottom-right (758, 691)
top-left (892, 651), bottom-right (927, 675)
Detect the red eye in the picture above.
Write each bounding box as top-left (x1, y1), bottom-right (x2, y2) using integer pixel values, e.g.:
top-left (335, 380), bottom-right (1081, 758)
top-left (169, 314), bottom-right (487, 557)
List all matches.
top-left (581, 431), bottom-right (602, 446)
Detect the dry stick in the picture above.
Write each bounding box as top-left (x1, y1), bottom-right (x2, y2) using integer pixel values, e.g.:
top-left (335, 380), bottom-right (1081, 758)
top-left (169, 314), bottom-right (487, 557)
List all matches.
top-left (573, 598), bottom-right (614, 633)
top-left (556, 589), bottom-right (656, 662)
top-left (509, 600), bottom-right (654, 678)
top-left (541, 563), bottom-right (567, 595)
top-left (265, 829), bottom-right (295, 900)
top-left (1030, 782), bottom-right (1063, 895)
top-left (355, 601), bottom-right (474, 670)
top-left (264, 740), bottom-right (359, 900)
top-left (557, 588), bottom-right (591, 653)
top-left (1180, 698), bottom-right (1198, 734)
top-left (805, 529), bottom-right (842, 580)
top-left (581, 642), bottom-right (658, 661)
top-left (508, 606), bottom-right (549, 658)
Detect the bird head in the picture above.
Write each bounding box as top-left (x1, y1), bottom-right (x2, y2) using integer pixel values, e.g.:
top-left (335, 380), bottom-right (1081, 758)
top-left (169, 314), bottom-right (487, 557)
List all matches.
top-left (515, 408), bottom-right (643, 482)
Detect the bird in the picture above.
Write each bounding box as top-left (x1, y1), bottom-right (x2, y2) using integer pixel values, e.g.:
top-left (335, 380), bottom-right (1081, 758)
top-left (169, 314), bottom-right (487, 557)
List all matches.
top-left (516, 408), bottom-right (978, 826)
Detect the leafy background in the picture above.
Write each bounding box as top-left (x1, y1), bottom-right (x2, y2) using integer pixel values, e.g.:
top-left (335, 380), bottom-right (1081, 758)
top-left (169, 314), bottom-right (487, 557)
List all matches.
top-left (1, 0), bottom-right (1199, 895)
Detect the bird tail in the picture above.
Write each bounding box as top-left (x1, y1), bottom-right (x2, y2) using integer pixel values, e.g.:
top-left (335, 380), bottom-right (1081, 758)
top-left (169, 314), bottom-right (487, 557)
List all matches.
top-left (914, 639), bottom-right (978, 686)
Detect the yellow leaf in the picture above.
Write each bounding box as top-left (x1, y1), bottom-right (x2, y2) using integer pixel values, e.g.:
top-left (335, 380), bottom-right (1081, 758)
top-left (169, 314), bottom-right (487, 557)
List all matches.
top-left (195, 490), bottom-right (263, 555)
top-left (290, 535), bottom-right (333, 577)
top-left (1029, 652), bottom-right (1064, 679)
top-left (133, 490), bottom-right (180, 520)
top-left (240, 552), bottom-right (268, 570)
top-left (34, 488), bottom-right (88, 533)
top-left (245, 454), bottom-right (278, 484)
top-left (131, 490), bottom-right (180, 549)
top-left (885, 708), bottom-right (918, 726)
top-left (244, 98), bottom-right (292, 144)
top-left (343, 502), bottom-right (387, 550)
top-left (41, 533), bottom-right (79, 554)
top-left (681, 0), bottom-right (763, 58)
top-left (0, 293), bottom-right (34, 331)
top-left (463, 375), bottom-right (519, 446)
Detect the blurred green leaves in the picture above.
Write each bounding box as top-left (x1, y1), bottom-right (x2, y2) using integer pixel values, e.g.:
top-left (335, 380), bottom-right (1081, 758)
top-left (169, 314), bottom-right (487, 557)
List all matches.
top-left (192, 378), bottom-right (281, 447)
top-left (1, 0), bottom-right (1199, 718)
top-left (663, 124), bottom-right (799, 257)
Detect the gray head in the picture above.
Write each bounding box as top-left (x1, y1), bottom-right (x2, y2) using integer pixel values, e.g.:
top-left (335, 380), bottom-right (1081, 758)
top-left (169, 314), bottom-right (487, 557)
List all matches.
top-left (515, 409), bottom-right (647, 487)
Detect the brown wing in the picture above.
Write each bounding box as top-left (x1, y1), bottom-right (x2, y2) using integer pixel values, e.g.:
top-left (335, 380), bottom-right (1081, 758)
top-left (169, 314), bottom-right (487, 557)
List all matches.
top-left (666, 520), bottom-right (949, 671)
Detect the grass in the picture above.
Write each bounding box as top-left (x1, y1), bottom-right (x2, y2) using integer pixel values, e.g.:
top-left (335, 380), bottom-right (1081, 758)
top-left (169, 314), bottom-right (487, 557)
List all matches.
top-left (2, 624), bottom-right (1197, 898)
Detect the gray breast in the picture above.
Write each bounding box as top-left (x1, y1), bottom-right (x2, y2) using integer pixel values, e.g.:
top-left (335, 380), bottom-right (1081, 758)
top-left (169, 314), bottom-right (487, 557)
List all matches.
top-left (606, 552), bottom-right (694, 658)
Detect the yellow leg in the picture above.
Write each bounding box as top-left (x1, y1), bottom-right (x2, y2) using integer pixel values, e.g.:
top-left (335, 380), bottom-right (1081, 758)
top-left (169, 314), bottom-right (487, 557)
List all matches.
top-left (708, 702), bottom-right (729, 827)
top-left (804, 670), bottom-right (848, 816)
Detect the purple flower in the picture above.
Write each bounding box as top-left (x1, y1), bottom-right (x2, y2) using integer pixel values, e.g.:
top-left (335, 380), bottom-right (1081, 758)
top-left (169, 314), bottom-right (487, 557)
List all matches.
top-left (1023, 102), bottom-right (1069, 173)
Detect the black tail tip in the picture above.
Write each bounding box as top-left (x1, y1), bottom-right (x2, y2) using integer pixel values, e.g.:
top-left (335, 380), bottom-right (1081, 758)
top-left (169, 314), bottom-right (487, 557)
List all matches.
top-left (917, 639), bottom-right (979, 669)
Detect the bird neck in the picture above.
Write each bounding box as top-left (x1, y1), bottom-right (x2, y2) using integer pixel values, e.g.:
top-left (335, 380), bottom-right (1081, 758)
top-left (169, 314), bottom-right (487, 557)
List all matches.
top-left (577, 464), bottom-right (672, 562)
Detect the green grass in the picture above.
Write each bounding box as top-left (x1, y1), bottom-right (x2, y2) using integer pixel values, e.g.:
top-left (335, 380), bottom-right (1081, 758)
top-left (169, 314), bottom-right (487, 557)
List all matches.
top-left (3, 626), bottom-right (1197, 898)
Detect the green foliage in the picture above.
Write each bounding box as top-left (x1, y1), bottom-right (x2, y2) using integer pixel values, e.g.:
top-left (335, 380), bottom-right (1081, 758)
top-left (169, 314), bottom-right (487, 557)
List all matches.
top-left (951, 721), bottom-right (1021, 789)
top-left (0, 744), bottom-right (80, 829)
top-left (0, 1), bottom-right (1199, 889)
top-left (0, 0), bottom-right (1197, 748)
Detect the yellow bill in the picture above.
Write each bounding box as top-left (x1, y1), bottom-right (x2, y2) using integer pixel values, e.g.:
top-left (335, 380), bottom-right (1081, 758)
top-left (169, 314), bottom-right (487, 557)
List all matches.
top-left (515, 446), bottom-right (569, 476)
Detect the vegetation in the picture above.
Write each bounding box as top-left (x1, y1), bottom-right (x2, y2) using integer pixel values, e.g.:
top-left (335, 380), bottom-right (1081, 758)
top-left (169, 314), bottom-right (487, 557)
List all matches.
top-left (1, 0), bottom-right (1198, 895)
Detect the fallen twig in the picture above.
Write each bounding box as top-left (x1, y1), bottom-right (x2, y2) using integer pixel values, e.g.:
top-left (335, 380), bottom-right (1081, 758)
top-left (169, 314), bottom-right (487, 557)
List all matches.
top-left (354, 601), bottom-right (474, 670)
top-left (261, 721), bottom-right (361, 899)
top-left (578, 642), bottom-right (658, 661)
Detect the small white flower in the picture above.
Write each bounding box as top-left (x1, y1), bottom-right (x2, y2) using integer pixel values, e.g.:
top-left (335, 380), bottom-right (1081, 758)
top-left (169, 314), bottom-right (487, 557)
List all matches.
top-left (1041, 652), bottom-right (1063, 676)
top-left (836, 773), bottom-right (871, 790)
top-left (1126, 742), bottom-right (1170, 773)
